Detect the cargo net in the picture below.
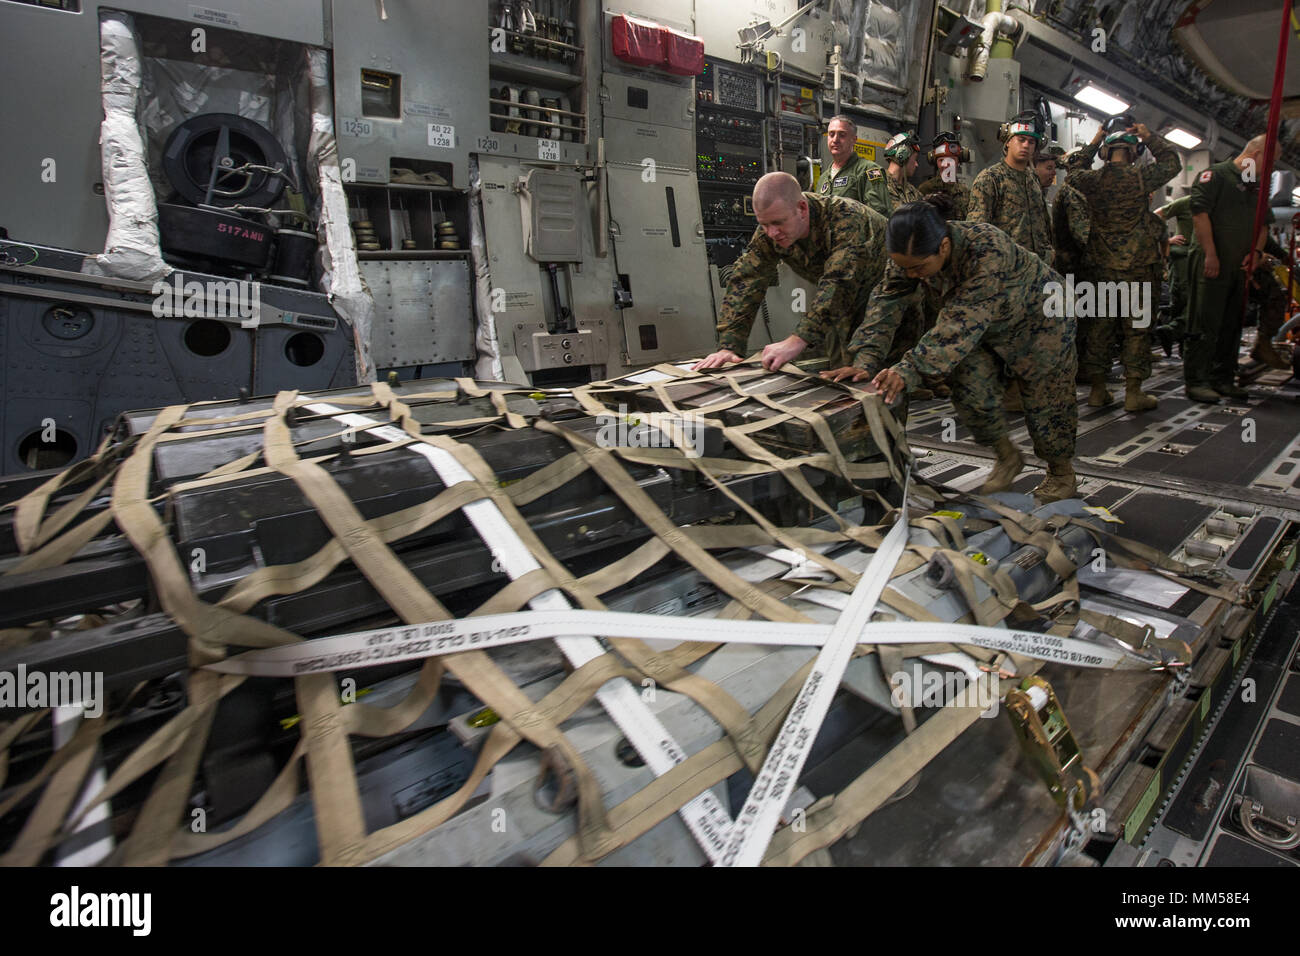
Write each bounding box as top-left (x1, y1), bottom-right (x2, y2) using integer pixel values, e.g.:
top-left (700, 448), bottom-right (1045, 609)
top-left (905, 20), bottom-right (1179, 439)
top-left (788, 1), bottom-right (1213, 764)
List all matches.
top-left (0, 363), bottom-right (1219, 866)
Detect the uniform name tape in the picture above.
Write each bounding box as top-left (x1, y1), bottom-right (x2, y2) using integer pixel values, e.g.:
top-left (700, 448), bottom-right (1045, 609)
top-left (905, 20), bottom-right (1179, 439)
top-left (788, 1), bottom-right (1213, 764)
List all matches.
top-left (303, 402), bottom-right (735, 862)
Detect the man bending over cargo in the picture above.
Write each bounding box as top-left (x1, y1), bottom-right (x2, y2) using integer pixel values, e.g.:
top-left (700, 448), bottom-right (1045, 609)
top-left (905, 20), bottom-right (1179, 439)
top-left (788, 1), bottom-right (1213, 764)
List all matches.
top-left (694, 172), bottom-right (889, 371)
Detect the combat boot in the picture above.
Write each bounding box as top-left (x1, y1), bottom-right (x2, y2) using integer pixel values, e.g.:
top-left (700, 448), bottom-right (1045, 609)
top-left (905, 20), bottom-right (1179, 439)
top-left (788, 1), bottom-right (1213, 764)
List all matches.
top-left (1033, 459), bottom-right (1077, 504)
top-left (1087, 376), bottom-right (1114, 407)
top-left (1124, 376), bottom-right (1158, 412)
top-left (1212, 381), bottom-right (1249, 400)
top-left (979, 436), bottom-right (1024, 494)
top-left (1185, 384), bottom-right (1221, 404)
top-left (1251, 339), bottom-right (1290, 370)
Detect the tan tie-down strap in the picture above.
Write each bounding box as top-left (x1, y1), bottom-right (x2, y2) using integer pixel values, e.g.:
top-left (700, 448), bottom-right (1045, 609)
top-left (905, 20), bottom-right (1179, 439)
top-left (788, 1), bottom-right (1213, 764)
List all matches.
top-left (1, 368), bottom-right (1159, 867)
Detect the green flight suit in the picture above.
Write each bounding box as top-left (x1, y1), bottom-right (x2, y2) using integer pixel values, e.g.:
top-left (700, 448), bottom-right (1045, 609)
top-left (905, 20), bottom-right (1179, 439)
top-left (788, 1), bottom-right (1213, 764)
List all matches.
top-left (817, 153), bottom-right (892, 219)
top-left (1185, 160), bottom-right (1273, 389)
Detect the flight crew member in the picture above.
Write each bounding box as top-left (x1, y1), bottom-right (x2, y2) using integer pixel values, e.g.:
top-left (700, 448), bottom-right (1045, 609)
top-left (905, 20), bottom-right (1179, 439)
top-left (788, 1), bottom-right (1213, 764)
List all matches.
top-left (826, 200), bottom-right (1080, 503)
top-left (916, 132), bottom-right (972, 219)
top-left (884, 133), bottom-right (924, 208)
top-left (1065, 123), bottom-right (1181, 411)
top-left (818, 114), bottom-right (891, 218)
top-left (694, 172), bottom-right (888, 371)
top-left (1157, 196), bottom-right (1194, 342)
top-left (968, 111), bottom-right (1054, 265)
top-left (1184, 134), bottom-right (1273, 403)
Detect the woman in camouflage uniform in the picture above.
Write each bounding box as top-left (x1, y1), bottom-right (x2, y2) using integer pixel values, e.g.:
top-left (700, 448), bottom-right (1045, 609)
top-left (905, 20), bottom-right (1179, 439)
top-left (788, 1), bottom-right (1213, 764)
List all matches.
top-left (827, 199), bottom-right (1080, 503)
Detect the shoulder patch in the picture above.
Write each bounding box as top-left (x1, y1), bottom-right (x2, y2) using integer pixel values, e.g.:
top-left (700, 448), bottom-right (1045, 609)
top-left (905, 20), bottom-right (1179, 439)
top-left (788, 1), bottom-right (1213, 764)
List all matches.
top-left (1198, 169), bottom-right (1213, 183)
top-left (866, 168), bottom-right (883, 180)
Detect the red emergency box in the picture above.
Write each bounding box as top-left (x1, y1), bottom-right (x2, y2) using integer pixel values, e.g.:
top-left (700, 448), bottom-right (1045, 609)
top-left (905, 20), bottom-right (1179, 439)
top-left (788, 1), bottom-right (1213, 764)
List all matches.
top-left (661, 27), bottom-right (705, 75)
top-left (610, 14), bottom-right (664, 67)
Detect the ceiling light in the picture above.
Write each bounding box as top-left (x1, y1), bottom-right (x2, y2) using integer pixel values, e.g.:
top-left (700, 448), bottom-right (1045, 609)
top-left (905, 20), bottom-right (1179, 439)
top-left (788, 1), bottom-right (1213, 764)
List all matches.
top-left (1072, 82), bottom-right (1130, 115)
top-left (1163, 127), bottom-right (1202, 149)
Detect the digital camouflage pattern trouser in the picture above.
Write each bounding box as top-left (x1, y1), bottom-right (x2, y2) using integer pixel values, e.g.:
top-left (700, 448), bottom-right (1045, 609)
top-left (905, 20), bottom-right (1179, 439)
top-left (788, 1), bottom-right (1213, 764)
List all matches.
top-left (949, 344), bottom-right (1078, 461)
top-left (1078, 264), bottom-right (1160, 381)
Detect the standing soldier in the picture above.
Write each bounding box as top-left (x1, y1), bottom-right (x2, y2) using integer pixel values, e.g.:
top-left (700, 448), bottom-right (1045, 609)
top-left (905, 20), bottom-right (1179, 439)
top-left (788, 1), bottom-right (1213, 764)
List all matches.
top-left (968, 110), bottom-right (1054, 265)
top-left (917, 132), bottom-right (972, 219)
top-left (884, 133), bottom-right (924, 209)
top-left (1157, 196), bottom-right (1194, 344)
top-left (826, 203), bottom-right (1080, 503)
top-left (1246, 236), bottom-right (1293, 370)
top-left (1051, 149), bottom-right (1093, 380)
top-left (818, 114), bottom-right (892, 218)
top-left (1184, 134), bottom-right (1273, 403)
top-left (1034, 143), bottom-right (1066, 210)
top-left (1066, 122), bottom-right (1181, 411)
top-left (694, 172), bottom-right (888, 371)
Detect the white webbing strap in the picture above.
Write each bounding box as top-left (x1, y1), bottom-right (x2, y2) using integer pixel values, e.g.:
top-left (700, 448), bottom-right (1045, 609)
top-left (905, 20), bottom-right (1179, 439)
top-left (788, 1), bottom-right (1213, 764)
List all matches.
top-left (204, 609), bottom-right (1151, 676)
top-left (717, 475), bottom-right (912, 867)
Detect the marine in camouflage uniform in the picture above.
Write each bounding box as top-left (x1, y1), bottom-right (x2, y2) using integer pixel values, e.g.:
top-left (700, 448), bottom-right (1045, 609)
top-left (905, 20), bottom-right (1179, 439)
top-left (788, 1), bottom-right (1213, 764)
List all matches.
top-left (884, 132), bottom-right (924, 210)
top-left (888, 175), bottom-right (924, 209)
top-left (916, 176), bottom-right (971, 219)
top-left (968, 159), bottom-right (1055, 265)
top-left (1065, 126), bottom-right (1180, 410)
top-left (1247, 234), bottom-right (1293, 370)
top-left (1051, 180), bottom-right (1093, 381)
top-left (918, 133), bottom-right (972, 220)
top-left (714, 192), bottom-right (888, 367)
top-left (818, 151), bottom-right (892, 218)
top-left (848, 220), bottom-right (1078, 498)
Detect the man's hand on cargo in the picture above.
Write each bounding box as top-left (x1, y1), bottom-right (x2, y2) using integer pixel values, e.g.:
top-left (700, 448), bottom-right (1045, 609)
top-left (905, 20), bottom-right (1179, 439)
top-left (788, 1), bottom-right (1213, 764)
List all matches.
top-left (761, 334), bottom-right (808, 371)
top-left (820, 365), bottom-right (873, 383)
top-left (692, 348), bottom-right (743, 370)
top-left (872, 367), bottom-right (906, 404)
